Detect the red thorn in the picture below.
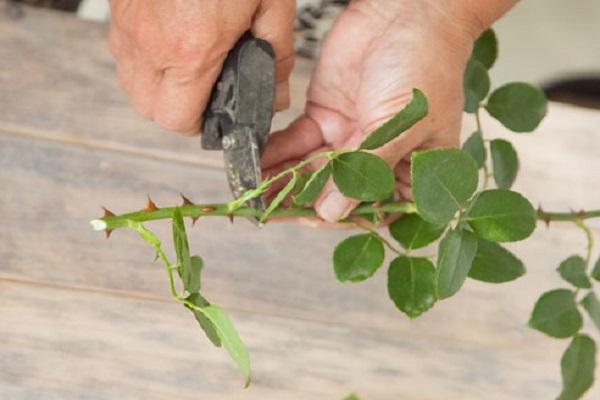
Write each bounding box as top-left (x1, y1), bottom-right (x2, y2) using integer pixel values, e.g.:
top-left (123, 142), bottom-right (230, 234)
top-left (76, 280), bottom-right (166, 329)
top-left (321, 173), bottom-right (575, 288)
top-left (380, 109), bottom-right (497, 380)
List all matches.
top-left (180, 193), bottom-right (194, 206)
top-left (143, 195), bottom-right (159, 212)
top-left (192, 216), bottom-right (200, 226)
top-left (202, 207), bottom-right (215, 213)
top-left (576, 209), bottom-right (586, 220)
top-left (102, 207), bottom-right (115, 218)
top-left (105, 229), bottom-right (113, 239)
top-left (228, 214), bottom-right (234, 224)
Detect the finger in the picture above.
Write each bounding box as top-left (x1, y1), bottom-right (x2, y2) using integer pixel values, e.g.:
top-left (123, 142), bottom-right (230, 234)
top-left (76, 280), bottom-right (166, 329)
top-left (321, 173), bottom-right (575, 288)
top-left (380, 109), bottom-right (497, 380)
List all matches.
top-left (262, 115), bottom-right (325, 169)
top-left (395, 159), bottom-right (411, 186)
top-left (153, 61), bottom-right (223, 135)
top-left (262, 104), bottom-right (353, 169)
top-left (252, 0), bottom-right (296, 111)
top-left (130, 52), bottom-right (161, 119)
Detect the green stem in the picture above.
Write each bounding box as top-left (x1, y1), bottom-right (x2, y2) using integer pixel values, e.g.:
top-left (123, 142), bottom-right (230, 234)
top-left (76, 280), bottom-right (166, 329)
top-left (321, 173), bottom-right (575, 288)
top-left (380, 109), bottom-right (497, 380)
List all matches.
top-left (92, 201), bottom-right (418, 232)
top-left (537, 209), bottom-right (600, 223)
top-left (575, 219), bottom-right (594, 268)
top-left (475, 108), bottom-right (491, 190)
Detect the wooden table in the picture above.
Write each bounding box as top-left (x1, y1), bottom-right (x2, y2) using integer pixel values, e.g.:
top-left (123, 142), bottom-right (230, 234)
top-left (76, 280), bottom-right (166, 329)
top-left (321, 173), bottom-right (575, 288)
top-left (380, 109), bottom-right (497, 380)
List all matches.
top-left (1, 5), bottom-right (599, 400)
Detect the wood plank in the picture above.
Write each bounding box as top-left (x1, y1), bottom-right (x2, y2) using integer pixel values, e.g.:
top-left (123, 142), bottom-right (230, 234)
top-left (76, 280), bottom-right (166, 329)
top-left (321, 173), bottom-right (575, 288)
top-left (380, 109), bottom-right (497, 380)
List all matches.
top-left (2, 279), bottom-right (591, 400)
top-left (1, 131), bottom-right (599, 352)
top-left (0, 5), bottom-right (311, 167)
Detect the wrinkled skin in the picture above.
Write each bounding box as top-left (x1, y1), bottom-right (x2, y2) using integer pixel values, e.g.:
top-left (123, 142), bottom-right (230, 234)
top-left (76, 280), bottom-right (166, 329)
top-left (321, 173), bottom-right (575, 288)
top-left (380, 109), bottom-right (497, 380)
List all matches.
top-left (108, 0), bottom-right (514, 225)
top-left (108, 0), bottom-right (295, 134)
top-left (262, 0), bottom-right (480, 224)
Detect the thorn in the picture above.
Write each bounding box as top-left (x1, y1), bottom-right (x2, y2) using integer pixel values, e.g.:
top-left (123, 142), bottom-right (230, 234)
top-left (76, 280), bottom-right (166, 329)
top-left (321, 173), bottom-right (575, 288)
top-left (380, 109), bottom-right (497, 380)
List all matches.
top-left (576, 209), bottom-right (586, 220)
top-left (105, 229), bottom-right (113, 239)
top-left (143, 195), bottom-right (159, 212)
top-left (102, 207), bottom-right (115, 218)
top-left (202, 207), bottom-right (215, 213)
top-left (191, 216), bottom-right (200, 226)
top-left (180, 193), bottom-right (194, 206)
top-left (228, 214), bottom-right (235, 224)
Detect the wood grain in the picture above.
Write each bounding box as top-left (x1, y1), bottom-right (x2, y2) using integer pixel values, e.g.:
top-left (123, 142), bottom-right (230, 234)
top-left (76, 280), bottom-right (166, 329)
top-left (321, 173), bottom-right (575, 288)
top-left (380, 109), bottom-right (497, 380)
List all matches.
top-left (2, 279), bottom-right (588, 400)
top-left (2, 4), bottom-right (600, 399)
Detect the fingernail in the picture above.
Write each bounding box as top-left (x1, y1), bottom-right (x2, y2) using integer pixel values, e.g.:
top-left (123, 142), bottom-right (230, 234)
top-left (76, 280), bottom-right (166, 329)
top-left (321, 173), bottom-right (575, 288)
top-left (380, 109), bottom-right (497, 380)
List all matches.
top-left (318, 191), bottom-right (352, 223)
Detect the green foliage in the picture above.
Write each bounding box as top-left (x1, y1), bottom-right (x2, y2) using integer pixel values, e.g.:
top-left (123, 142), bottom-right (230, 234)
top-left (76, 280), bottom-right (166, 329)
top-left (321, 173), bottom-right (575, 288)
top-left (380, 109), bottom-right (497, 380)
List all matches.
top-left (529, 289), bottom-right (582, 339)
top-left (343, 395), bottom-right (361, 400)
top-left (293, 163), bottom-right (331, 206)
top-left (201, 304), bottom-right (252, 388)
top-left (261, 173), bottom-right (298, 222)
top-left (462, 131), bottom-right (486, 169)
top-left (388, 213), bottom-right (445, 250)
top-left (436, 228), bottom-right (478, 300)
top-left (485, 82), bottom-right (548, 133)
top-left (332, 151), bottom-right (395, 201)
top-left (472, 29), bottom-right (498, 70)
top-left (464, 59), bottom-right (490, 113)
top-left (411, 149), bottom-right (478, 225)
top-left (592, 256), bottom-right (600, 281)
top-left (490, 139), bottom-right (519, 189)
top-left (558, 335), bottom-right (596, 400)
top-left (388, 257), bottom-right (437, 318)
top-left (334, 234), bottom-right (385, 282)
top-left (360, 89), bottom-right (428, 150)
top-left (581, 292), bottom-right (600, 334)
top-left (172, 208), bottom-right (197, 292)
top-left (557, 256), bottom-right (592, 289)
top-left (466, 189), bottom-right (537, 242)
top-left (186, 293), bottom-right (221, 347)
top-left (468, 239), bottom-right (525, 283)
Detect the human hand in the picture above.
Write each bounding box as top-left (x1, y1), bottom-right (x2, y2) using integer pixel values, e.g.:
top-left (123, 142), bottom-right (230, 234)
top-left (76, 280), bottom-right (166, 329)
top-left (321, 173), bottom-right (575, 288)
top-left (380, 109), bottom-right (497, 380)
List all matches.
top-left (262, 0), bottom-right (491, 224)
top-left (108, 0), bottom-right (295, 134)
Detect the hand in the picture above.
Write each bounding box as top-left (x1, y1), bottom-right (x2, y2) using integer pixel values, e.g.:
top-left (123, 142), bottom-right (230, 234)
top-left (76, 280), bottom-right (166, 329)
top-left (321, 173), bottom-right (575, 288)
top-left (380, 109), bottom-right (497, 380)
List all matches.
top-left (108, 0), bottom-right (295, 134)
top-left (262, 0), bottom-right (485, 224)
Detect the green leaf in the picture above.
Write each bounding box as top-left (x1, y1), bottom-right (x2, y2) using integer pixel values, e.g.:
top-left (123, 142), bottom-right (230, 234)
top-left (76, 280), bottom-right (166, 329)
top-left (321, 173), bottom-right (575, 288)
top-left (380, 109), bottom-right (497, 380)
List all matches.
top-left (464, 59), bottom-right (490, 113)
top-left (466, 189), bottom-right (537, 242)
top-left (557, 256), bottom-right (592, 289)
top-left (186, 255), bottom-right (204, 294)
top-left (528, 289), bottom-right (582, 338)
top-left (581, 292), bottom-right (600, 334)
top-left (557, 335), bottom-right (596, 400)
top-left (484, 82), bottom-right (548, 133)
top-left (436, 228), bottom-right (478, 299)
top-left (261, 174), bottom-right (297, 222)
top-left (291, 171), bottom-right (312, 197)
top-left (343, 395), bottom-right (360, 400)
top-left (468, 239), bottom-right (525, 283)
top-left (592, 256), bottom-right (600, 281)
top-left (411, 149), bottom-right (479, 225)
top-left (186, 293), bottom-right (221, 347)
top-left (490, 139), bottom-right (519, 189)
top-left (332, 151), bottom-right (395, 202)
top-left (462, 130), bottom-right (486, 169)
top-left (388, 256), bottom-right (437, 318)
top-left (333, 234), bottom-right (385, 282)
top-left (360, 89), bottom-right (428, 150)
top-left (201, 304), bottom-right (252, 387)
top-left (389, 213), bottom-right (445, 250)
top-left (172, 208), bottom-right (195, 290)
top-left (472, 29), bottom-right (498, 69)
top-left (293, 163), bottom-right (332, 206)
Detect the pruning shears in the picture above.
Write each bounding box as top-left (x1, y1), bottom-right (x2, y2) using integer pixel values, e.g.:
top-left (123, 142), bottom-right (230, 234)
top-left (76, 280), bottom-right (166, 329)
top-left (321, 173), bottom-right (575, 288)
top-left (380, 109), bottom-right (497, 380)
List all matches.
top-left (201, 33), bottom-right (276, 213)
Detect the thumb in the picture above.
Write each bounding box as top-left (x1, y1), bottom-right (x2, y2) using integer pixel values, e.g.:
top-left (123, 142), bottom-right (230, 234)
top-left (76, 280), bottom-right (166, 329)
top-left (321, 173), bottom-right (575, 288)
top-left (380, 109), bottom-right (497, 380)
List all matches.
top-left (315, 180), bottom-right (360, 223)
